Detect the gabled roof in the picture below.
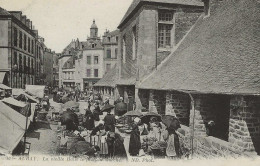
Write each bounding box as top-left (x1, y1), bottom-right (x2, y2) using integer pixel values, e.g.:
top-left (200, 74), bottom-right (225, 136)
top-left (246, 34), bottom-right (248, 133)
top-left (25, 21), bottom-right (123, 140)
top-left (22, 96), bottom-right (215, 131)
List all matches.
top-left (62, 56), bottom-right (75, 69)
top-left (94, 65), bottom-right (118, 87)
top-left (118, 0), bottom-right (203, 28)
top-left (106, 29), bottom-right (120, 37)
top-left (139, 0), bottom-right (260, 95)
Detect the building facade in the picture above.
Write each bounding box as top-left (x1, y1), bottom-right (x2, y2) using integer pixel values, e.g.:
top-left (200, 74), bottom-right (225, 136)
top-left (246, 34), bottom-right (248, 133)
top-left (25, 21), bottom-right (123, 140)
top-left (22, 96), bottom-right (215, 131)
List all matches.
top-left (94, 0), bottom-right (204, 110)
top-left (102, 29), bottom-right (119, 74)
top-left (137, 0), bottom-right (260, 157)
top-left (53, 53), bottom-right (60, 88)
top-left (43, 47), bottom-right (54, 87)
top-left (0, 8), bottom-right (37, 88)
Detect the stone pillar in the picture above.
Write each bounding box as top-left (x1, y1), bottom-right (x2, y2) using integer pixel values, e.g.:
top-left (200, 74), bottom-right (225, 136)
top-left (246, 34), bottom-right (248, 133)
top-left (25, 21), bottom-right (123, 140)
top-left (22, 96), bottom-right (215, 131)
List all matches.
top-left (229, 96), bottom-right (260, 153)
top-left (149, 90), bottom-right (158, 113)
top-left (165, 91), bottom-right (190, 126)
top-left (135, 88), bottom-right (142, 111)
top-left (189, 95), bottom-right (215, 137)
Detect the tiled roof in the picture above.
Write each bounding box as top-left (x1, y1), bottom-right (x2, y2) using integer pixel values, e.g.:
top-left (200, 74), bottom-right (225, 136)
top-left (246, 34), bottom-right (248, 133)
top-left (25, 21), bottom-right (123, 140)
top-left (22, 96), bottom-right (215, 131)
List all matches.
top-left (62, 56), bottom-right (75, 69)
top-left (139, 0), bottom-right (260, 95)
top-left (83, 40), bottom-right (103, 50)
top-left (107, 29), bottom-right (120, 37)
top-left (118, 0), bottom-right (203, 28)
top-left (94, 65), bottom-right (118, 87)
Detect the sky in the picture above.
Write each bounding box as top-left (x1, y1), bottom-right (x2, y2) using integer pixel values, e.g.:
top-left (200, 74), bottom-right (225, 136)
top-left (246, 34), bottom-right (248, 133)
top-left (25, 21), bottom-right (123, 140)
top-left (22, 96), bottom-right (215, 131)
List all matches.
top-left (0, 0), bottom-right (132, 53)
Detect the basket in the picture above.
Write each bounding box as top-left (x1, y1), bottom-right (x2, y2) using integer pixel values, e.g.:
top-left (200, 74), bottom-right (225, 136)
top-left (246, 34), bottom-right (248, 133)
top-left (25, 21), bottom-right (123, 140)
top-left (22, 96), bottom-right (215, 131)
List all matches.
top-left (151, 148), bottom-right (166, 158)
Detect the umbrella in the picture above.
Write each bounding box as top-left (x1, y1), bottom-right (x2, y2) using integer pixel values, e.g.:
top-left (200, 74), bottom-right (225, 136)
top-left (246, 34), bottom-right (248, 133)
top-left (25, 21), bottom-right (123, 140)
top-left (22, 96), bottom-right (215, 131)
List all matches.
top-left (141, 112), bottom-right (162, 124)
top-left (101, 104), bottom-right (115, 112)
top-left (123, 110), bottom-right (143, 117)
top-left (162, 115), bottom-right (181, 130)
top-left (63, 100), bottom-right (79, 109)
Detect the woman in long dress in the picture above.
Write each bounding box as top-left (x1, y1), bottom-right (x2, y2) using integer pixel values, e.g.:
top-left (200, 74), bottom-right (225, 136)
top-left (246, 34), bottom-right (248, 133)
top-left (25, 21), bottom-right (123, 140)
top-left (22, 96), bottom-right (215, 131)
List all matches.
top-left (129, 118), bottom-right (141, 156)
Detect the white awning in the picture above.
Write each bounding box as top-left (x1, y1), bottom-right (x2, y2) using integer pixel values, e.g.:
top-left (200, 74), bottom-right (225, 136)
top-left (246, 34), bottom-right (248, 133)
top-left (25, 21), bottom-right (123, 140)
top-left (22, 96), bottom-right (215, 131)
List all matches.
top-left (0, 101), bottom-right (28, 154)
top-left (0, 72), bottom-right (6, 84)
top-left (2, 97), bottom-right (27, 108)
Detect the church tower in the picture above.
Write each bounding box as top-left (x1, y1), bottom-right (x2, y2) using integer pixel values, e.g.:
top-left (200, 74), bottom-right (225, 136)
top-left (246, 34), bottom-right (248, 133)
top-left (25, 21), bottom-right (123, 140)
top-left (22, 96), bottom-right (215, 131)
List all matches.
top-left (90, 19), bottom-right (98, 39)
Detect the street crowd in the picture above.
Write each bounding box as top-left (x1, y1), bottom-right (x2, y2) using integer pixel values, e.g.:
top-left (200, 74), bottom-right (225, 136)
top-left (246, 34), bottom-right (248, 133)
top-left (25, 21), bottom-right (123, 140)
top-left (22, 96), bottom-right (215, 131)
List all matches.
top-left (50, 88), bottom-right (184, 160)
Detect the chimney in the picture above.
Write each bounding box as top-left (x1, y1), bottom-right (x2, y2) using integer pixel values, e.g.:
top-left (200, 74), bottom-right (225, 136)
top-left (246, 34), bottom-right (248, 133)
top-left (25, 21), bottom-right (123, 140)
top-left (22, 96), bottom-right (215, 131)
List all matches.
top-left (202, 0), bottom-right (222, 17)
top-left (21, 15), bottom-right (26, 24)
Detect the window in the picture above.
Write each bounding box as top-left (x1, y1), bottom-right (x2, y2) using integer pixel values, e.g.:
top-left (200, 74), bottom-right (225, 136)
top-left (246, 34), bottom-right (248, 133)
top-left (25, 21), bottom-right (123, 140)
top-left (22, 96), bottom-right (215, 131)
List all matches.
top-left (87, 56), bottom-right (91, 64)
top-left (132, 26), bottom-right (137, 60)
top-left (13, 27), bottom-right (18, 47)
top-left (122, 35), bottom-right (126, 63)
top-left (116, 36), bottom-right (119, 43)
top-left (24, 34), bottom-right (27, 50)
top-left (91, 43), bottom-right (95, 48)
top-left (94, 56), bottom-right (98, 64)
top-left (106, 64), bottom-right (111, 72)
top-left (13, 52), bottom-right (17, 65)
top-left (86, 69), bottom-right (91, 77)
top-left (19, 31), bottom-right (22, 48)
top-left (158, 24), bottom-right (172, 48)
top-left (32, 40), bottom-right (34, 54)
top-left (107, 37), bottom-right (111, 42)
top-left (159, 12), bottom-right (173, 22)
top-left (28, 37), bottom-right (30, 53)
top-left (94, 69), bottom-right (98, 77)
top-left (115, 48), bottom-right (118, 59)
top-left (106, 49), bottom-right (111, 59)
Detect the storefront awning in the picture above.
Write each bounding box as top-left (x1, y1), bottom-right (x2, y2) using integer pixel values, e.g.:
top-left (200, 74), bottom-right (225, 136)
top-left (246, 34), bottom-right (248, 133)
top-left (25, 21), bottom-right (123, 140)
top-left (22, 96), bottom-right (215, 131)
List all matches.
top-left (0, 101), bottom-right (28, 154)
top-left (0, 84), bottom-right (11, 90)
top-left (0, 72), bottom-right (6, 84)
top-left (2, 97), bottom-right (27, 108)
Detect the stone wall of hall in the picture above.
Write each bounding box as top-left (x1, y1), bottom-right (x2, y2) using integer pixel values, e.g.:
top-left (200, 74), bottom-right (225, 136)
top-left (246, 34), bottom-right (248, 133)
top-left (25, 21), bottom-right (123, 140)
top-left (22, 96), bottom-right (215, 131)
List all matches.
top-left (165, 91), bottom-right (190, 126)
top-left (229, 96), bottom-right (260, 154)
top-left (149, 90), bottom-right (166, 115)
top-left (178, 94), bottom-right (260, 158)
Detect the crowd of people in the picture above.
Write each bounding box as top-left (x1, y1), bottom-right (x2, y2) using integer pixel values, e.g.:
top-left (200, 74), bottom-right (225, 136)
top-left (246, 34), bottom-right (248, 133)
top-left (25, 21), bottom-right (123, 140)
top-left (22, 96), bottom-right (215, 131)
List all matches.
top-left (56, 88), bottom-right (183, 160)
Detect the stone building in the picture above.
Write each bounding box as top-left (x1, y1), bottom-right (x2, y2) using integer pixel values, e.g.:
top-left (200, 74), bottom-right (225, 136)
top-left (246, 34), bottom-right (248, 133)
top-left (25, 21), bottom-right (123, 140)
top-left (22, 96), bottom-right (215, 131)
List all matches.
top-left (94, 0), bottom-right (204, 109)
top-left (81, 20), bottom-right (104, 90)
top-left (53, 53), bottom-right (60, 88)
top-left (102, 29), bottom-right (119, 74)
top-left (42, 47), bottom-right (54, 87)
top-left (0, 8), bottom-right (37, 88)
top-left (35, 35), bottom-right (45, 85)
top-left (138, 0), bottom-right (260, 157)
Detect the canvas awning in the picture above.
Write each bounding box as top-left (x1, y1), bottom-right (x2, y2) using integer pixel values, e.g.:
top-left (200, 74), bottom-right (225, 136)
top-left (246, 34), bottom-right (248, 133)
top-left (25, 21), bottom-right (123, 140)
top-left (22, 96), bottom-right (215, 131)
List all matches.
top-left (0, 72), bottom-right (6, 84)
top-left (0, 84), bottom-right (11, 90)
top-left (0, 101), bottom-right (28, 154)
top-left (25, 85), bottom-right (45, 98)
top-left (2, 97), bottom-right (27, 108)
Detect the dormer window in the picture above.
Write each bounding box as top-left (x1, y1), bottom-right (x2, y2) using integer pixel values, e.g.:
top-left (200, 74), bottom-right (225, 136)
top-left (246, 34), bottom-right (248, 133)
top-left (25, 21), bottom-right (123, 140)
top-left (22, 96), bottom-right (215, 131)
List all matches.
top-left (108, 37), bottom-right (111, 42)
top-left (91, 43), bottom-right (95, 48)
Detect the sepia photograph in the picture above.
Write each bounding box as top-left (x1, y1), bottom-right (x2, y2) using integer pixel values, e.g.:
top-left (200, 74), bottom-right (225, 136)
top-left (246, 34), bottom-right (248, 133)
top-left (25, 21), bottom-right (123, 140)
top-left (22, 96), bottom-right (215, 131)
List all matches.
top-left (0, 0), bottom-right (259, 166)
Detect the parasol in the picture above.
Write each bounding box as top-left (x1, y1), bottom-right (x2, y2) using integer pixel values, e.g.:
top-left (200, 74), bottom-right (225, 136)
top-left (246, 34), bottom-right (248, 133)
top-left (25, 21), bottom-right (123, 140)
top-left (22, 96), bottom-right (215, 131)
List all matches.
top-left (141, 112), bottom-right (162, 124)
top-left (162, 115), bottom-right (181, 130)
top-left (101, 104), bottom-right (115, 112)
top-left (63, 100), bottom-right (80, 109)
top-left (123, 110), bottom-right (143, 117)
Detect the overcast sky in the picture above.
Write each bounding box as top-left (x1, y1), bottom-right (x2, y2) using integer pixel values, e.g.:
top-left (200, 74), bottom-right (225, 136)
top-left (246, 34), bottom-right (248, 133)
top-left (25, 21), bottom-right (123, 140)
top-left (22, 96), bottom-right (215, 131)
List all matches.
top-left (0, 0), bottom-right (132, 53)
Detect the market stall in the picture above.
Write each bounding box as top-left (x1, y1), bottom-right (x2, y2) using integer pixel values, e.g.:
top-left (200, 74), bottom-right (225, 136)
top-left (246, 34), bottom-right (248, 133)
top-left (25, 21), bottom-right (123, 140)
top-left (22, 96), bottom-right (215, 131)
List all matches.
top-left (0, 101), bottom-right (28, 155)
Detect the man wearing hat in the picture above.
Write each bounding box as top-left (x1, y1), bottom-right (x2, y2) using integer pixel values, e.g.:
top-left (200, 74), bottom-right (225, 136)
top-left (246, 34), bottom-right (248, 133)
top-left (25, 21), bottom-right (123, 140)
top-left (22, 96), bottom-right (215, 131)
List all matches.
top-left (93, 102), bottom-right (102, 121)
top-left (129, 117), bottom-right (141, 156)
top-left (104, 107), bottom-right (116, 132)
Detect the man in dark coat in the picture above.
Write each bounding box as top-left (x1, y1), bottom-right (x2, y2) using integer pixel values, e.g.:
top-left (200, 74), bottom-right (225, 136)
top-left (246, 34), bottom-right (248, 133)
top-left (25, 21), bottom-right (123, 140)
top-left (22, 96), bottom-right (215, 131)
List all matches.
top-left (83, 108), bottom-right (95, 130)
top-left (129, 117), bottom-right (141, 156)
top-left (104, 109), bottom-right (116, 132)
